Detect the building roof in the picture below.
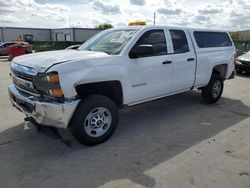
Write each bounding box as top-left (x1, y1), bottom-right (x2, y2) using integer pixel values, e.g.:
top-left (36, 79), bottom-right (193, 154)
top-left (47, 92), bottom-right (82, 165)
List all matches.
top-left (0, 26), bottom-right (102, 31)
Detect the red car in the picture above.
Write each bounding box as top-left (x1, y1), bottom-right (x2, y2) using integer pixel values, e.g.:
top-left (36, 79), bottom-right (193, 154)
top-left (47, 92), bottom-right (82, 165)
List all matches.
top-left (7, 42), bottom-right (33, 60)
top-left (0, 42), bottom-right (32, 55)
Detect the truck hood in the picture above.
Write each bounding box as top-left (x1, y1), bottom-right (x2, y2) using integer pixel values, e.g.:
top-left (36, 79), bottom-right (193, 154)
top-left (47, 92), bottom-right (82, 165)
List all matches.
top-left (13, 50), bottom-right (108, 72)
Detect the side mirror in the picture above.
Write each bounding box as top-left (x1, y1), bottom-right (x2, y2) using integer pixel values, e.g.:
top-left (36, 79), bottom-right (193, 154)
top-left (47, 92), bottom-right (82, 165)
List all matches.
top-left (129, 45), bottom-right (153, 59)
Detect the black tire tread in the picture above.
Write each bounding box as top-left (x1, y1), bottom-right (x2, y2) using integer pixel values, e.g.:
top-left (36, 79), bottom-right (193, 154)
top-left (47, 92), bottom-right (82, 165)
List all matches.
top-left (201, 74), bottom-right (224, 104)
top-left (70, 95), bottom-right (119, 146)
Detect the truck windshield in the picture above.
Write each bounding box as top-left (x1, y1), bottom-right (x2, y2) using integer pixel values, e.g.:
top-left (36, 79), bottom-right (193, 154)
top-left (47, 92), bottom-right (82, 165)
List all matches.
top-left (78, 29), bottom-right (138, 55)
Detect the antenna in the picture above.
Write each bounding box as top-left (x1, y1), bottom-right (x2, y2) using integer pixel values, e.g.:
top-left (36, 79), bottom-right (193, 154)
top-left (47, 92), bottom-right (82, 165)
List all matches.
top-left (154, 12), bottom-right (156, 26)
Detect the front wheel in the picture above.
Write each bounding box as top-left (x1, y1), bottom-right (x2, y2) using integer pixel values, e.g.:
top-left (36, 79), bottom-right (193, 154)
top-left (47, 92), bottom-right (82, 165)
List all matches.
top-left (201, 74), bottom-right (224, 104)
top-left (70, 95), bottom-right (119, 146)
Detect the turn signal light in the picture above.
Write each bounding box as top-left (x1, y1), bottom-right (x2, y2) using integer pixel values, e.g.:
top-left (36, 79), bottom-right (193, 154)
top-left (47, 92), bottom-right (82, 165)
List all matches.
top-left (49, 74), bottom-right (60, 83)
top-left (49, 88), bottom-right (63, 97)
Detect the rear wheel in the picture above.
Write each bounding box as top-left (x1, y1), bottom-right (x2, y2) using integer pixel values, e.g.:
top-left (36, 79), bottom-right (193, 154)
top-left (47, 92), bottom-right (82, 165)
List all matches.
top-left (201, 74), bottom-right (224, 103)
top-left (70, 95), bottom-right (119, 146)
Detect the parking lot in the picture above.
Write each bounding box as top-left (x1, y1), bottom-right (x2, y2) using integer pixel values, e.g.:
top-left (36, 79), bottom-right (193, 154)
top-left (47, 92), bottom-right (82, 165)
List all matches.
top-left (0, 60), bottom-right (250, 188)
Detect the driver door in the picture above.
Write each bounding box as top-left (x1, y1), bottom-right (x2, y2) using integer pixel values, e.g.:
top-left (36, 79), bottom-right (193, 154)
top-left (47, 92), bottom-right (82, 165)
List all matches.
top-left (126, 29), bottom-right (173, 105)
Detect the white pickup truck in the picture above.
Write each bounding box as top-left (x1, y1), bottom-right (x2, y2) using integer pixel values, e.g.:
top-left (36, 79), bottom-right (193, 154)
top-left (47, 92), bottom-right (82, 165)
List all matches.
top-left (8, 26), bottom-right (236, 145)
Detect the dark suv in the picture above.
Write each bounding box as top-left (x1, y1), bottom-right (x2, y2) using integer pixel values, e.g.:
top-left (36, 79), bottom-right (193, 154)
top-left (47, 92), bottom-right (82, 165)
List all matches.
top-left (235, 51), bottom-right (250, 74)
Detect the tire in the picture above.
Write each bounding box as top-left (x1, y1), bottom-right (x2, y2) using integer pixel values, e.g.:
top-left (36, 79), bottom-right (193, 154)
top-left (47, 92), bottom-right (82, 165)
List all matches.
top-left (201, 74), bottom-right (224, 104)
top-left (70, 95), bottom-right (119, 146)
top-left (235, 69), bottom-right (242, 75)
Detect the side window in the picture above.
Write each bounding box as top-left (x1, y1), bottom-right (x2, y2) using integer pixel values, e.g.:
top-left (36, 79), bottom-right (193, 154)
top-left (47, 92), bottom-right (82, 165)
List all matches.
top-left (170, 30), bottom-right (189, 53)
top-left (194, 31), bottom-right (232, 48)
top-left (134, 29), bottom-right (167, 57)
top-left (6, 43), bottom-right (14, 47)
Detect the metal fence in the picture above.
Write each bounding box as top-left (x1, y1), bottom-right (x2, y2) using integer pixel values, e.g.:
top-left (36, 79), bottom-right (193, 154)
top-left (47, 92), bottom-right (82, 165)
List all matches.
top-left (234, 41), bottom-right (250, 55)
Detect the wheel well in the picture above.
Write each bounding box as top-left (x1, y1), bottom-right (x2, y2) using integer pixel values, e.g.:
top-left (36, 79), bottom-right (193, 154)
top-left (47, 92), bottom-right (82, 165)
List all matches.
top-left (212, 64), bottom-right (227, 80)
top-left (75, 81), bottom-right (123, 108)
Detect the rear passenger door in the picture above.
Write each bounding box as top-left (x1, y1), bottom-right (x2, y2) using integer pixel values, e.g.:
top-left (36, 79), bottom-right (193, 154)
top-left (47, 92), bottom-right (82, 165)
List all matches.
top-left (166, 29), bottom-right (196, 92)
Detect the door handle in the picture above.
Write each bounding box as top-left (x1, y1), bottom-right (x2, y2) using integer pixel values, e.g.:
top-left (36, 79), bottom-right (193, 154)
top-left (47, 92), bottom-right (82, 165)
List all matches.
top-left (162, 61), bottom-right (172, 64)
top-left (187, 58), bottom-right (195, 61)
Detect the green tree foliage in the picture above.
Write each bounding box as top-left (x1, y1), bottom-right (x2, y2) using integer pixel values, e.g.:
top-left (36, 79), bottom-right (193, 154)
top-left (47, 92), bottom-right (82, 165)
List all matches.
top-left (96, 23), bottom-right (113, 30)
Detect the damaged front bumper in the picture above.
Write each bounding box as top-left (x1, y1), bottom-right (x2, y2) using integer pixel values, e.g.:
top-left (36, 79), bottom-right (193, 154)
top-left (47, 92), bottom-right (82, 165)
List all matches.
top-left (8, 84), bottom-right (80, 129)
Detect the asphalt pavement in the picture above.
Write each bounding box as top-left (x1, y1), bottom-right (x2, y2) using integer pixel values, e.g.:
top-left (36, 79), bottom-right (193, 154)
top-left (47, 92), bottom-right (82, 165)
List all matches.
top-left (0, 61), bottom-right (250, 188)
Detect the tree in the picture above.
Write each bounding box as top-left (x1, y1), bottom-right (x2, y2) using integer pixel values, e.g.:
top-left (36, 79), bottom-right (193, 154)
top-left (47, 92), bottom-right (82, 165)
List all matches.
top-left (96, 23), bottom-right (113, 30)
top-left (229, 32), bottom-right (239, 40)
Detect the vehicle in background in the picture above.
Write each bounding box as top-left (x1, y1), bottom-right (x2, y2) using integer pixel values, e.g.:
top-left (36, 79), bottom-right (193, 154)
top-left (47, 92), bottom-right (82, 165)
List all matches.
top-left (8, 42), bottom-right (33, 61)
top-left (0, 42), bottom-right (32, 56)
top-left (0, 42), bottom-right (16, 56)
top-left (235, 51), bottom-right (250, 74)
top-left (65, 45), bottom-right (81, 50)
top-left (8, 26), bottom-right (236, 146)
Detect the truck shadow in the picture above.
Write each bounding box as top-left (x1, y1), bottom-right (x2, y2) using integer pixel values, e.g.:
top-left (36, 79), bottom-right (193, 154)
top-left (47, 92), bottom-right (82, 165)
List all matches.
top-left (236, 73), bottom-right (250, 78)
top-left (0, 91), bottom-right (249, 188)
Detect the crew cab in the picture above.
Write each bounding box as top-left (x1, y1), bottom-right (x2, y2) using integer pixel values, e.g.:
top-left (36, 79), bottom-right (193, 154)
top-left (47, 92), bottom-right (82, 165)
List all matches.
top-left (8, 26), bottom-right (236, 146)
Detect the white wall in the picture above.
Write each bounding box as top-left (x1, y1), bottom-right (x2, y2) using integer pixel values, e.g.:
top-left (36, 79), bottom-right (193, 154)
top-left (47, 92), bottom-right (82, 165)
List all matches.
top-left (1, 27), bottom-right (51, 42)
top-left (51, 29), bottom-right (73, 41)
top-left (74, 28), bottom-right (101, 42)
top-left (0, 27), bottom-right (102, 42)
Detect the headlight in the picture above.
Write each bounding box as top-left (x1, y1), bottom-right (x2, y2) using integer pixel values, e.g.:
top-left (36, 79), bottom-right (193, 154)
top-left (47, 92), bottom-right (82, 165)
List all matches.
top-left (33, 72), bottom-right (64, 99)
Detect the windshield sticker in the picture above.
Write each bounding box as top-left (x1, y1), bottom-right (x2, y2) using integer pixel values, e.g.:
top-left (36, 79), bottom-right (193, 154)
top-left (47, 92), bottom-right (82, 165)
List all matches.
top-left (110, 38), bottom-right (125, 43)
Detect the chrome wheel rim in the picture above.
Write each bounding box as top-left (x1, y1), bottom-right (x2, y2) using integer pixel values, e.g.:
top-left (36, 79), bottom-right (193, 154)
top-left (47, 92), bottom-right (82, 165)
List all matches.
top-left (84, 107), bottom-right (112, 137)
top-left (212, 80), bottom-right (222, 98)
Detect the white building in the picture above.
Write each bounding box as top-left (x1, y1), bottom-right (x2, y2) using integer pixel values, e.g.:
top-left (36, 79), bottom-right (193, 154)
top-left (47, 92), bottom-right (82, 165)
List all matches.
top-left (0, 27), bottom-right (101, 42)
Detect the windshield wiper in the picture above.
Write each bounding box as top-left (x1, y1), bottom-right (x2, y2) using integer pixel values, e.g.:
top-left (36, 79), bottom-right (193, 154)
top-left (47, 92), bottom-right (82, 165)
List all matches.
top-left (87, 48), bottom-right (110, 55)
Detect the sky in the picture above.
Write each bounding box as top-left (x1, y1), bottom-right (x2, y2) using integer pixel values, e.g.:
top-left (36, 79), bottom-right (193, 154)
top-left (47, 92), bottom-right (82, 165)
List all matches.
top-left (0, 0), bottom-right (250, 31)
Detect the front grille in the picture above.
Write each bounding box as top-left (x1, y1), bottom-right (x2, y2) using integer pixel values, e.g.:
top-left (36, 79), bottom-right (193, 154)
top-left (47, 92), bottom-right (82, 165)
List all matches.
top-left (15, 82), bottom-right (40, 95)
top-left (11, 69), bottom-right (40, 96)
top-left (11, 69), bottom-right (33, 81)
top-left (238, 60), bottom-right (250, 66)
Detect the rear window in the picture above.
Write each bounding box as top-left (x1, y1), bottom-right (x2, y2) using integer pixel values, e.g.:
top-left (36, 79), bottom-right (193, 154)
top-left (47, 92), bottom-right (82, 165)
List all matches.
top-left (170, 30), bottom-right (189, 53)
top-left (194, 31), bottom-right (232, 48)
